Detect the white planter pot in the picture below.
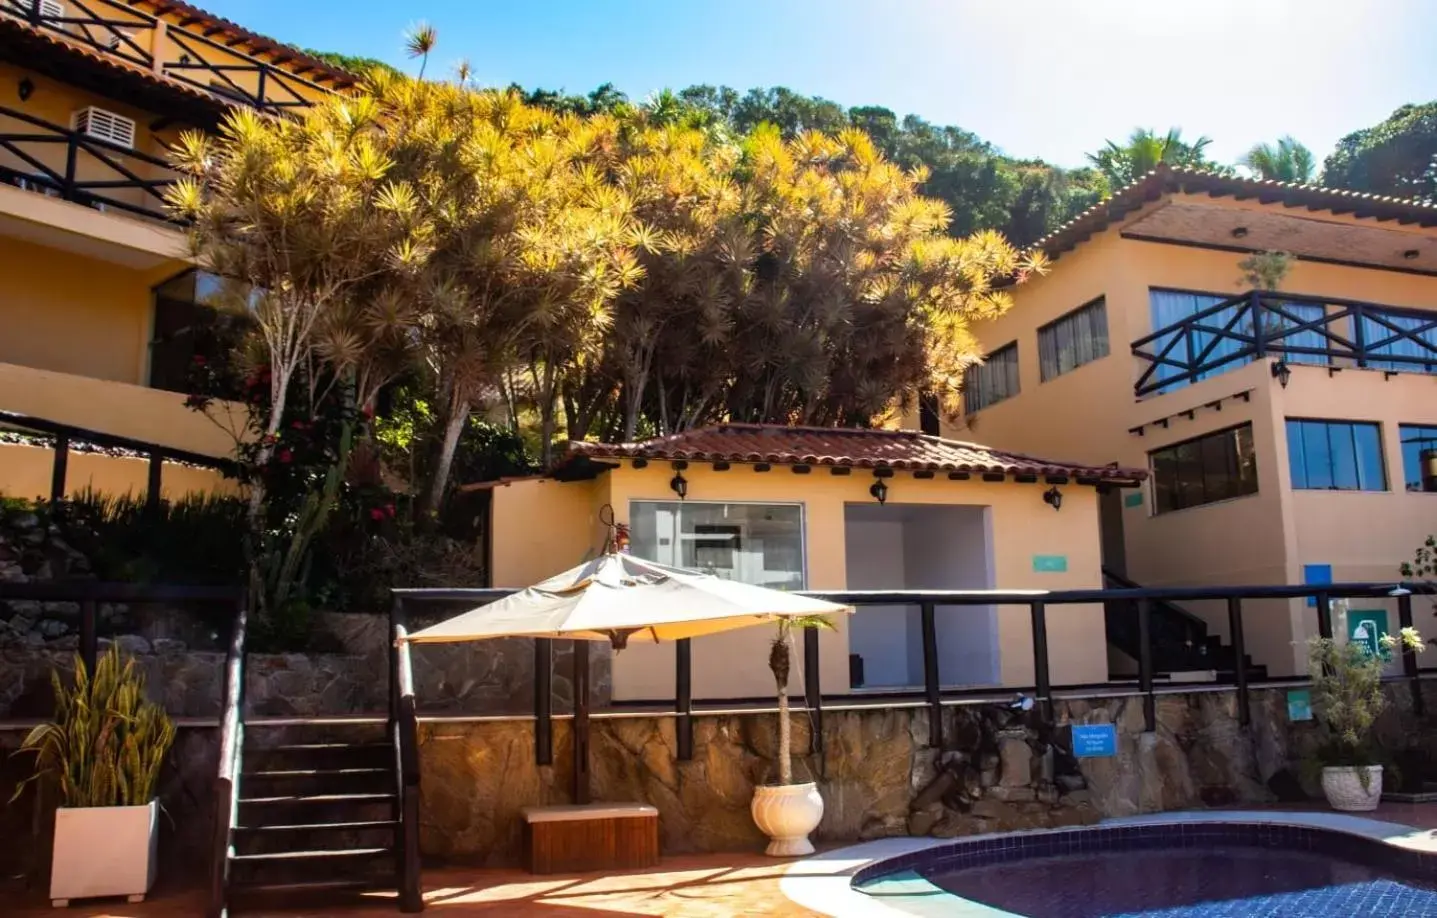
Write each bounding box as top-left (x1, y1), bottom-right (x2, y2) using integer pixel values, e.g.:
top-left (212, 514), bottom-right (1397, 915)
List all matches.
top-left (50, 799), bottom-right (159, 906)
top-left (1321, 765), bottom-right (1383, 812)
top-left (752, 782), bottom-right (824, 857)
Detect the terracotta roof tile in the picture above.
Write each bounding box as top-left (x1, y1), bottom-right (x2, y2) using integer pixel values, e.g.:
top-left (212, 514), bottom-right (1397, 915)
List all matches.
top-left (1032, 164), bottom-right (1437, 264)
top-left (0, 16), bottom-right (223, 110)
top-left (141, 0), bottom-right (359, 85)
top-left (562, 424), bottom-right (1145, 484)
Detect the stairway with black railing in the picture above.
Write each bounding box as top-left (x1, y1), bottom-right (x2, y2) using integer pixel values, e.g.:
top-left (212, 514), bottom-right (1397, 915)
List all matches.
top-left (1102, 568), bottom-right (1267, 681)
top-left (226, 725), bottom-right (402, 901)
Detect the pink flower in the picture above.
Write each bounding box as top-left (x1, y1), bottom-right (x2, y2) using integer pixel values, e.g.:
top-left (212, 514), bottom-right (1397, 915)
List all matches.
top-left (277, 448), bottom-right (293, 464)
top-left (369, 508), bottom-right (386, 521)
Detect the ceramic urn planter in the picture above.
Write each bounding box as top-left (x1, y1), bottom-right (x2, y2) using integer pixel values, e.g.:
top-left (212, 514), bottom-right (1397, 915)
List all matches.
top-left (1321, 765), bottom-right (1383, 812)
top-left (49, 800), bottom-right (160, 906)
top-left (752, 782), bottom-right (825, 857)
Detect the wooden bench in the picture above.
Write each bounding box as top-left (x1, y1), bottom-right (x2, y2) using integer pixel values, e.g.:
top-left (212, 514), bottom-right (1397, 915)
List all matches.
top-left (521, 803), bottom-right (660, 874)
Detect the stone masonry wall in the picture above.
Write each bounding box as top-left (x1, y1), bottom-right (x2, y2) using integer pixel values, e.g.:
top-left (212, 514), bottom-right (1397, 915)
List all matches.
top-left (416, 682), bottom-right (1436, 865)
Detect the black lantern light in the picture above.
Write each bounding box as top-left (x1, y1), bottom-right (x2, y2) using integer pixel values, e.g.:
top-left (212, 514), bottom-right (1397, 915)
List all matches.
top-left (669, 470), bottom-right (688, 500)
top-left (869, 479), bottom-right (888, 505)
top-left (1043, 486), bottom-right (1063, 511)
top-left (17, 77), bottom-right (33, 102)
top-left (1271, 360), bottom-right (1292, 389)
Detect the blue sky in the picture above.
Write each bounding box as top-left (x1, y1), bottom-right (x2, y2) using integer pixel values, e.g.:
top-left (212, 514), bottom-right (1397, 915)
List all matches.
top-left (205, 0), bottom-right (1433, 169)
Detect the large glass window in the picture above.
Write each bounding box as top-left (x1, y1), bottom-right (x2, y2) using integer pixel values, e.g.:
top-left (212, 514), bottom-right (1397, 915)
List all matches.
top-left (1147, 289), bottom-right (1243, 392)
top-left (629, 502), bottom-right (805, 590)
top-left (1039, 297), bottom-right (1109, 381)
top-left (1359, 310), bottom-right (1437, 374)
top-left (149, 269), bottom-right (249, 396)
top-left (963, 342), bottom-right (1019, 413)
top-left (1286, 419), bottom-right (1386, 491)
top-left (1149, 424), bottom-right (1258, 514)
top-left (1399, 425), bottom-right (1437, 492)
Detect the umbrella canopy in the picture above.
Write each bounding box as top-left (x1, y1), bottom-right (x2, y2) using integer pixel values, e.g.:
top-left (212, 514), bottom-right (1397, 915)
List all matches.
top-left (402, 551), bottom-right (848, 646)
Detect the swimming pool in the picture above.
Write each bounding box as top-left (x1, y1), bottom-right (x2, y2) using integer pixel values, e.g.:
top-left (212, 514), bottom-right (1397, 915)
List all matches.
top-left (852, 821), bottom-right (1437, 917)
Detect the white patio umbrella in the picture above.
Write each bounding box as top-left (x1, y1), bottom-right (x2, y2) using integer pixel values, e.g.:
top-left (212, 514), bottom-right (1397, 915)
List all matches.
top-left (399, 550), bottom-right (848, 804)
top-left (402, 551), bottom-right (848, 647)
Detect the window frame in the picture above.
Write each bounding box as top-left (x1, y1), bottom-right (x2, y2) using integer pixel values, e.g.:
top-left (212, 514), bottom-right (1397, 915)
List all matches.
top-left (1148, 422), bottom-right (1259, 515)
top-left (628, 499), bottom-right (809, 589)
top-left (1398, 424), bottom-right (1437, 493)
top-left (1285, 418), bottom-right (1388, 492)
top-left (963, 340), bottom-right (1020, 414)
top-left (1038, 296), bottom-right (1109, 382)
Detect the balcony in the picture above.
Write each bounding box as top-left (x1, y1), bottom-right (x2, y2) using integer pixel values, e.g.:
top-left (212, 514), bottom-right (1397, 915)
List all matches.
top-left (1132, 290), bottom-right (1437, 397)
top-left (1, 0), bottom-right (334, 114)
top-left (0, 102), bottom-right (179, 223)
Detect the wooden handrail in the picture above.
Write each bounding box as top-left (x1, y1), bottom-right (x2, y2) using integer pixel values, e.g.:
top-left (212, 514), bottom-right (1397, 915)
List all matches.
top-left (207, 592), bottom-right (248, 918)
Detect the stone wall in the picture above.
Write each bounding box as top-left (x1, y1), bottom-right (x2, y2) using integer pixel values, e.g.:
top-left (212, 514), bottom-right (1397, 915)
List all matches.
top-left (418, 682), bottom-right (1436, 865)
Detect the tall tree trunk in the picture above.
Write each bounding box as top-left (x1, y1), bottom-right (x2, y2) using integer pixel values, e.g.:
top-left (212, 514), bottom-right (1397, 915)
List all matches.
top-left (538, 361), bottom-right (557, 467)
top-left (770, 621), bottom-right (792, 786)
top-left (420, 392), bottom-right (469, 522)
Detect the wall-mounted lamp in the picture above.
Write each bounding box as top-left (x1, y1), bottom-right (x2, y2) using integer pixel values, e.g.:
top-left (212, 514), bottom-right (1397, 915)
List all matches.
top-left (17, 77), bottom-right (33, 102)
top-left (1271, 360), bottom-right (1292, 389)
top-left (869, 479), bottom-right (888, 505)
top-left (1231, 226), bottom-right (1249, 239)
top-left (1042, 486), bottom-right (1063, 511)
top-left (669, 470), bottom-right (688, 500)
top-left (1404, 249), bottom-right (1421, 261)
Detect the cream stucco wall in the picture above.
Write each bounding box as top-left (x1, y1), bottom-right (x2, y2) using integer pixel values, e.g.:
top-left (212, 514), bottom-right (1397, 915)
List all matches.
top-left (491, 461), bottom-right (1109, 702)
top-left (946, 195), bottom-right (1437, 675)
top-left (0, 440), bottom-right (235, 500)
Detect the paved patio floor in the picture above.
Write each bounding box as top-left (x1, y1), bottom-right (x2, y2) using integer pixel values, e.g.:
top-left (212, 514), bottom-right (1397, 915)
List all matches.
top-left (13, 803), bottom-right (1437, 917)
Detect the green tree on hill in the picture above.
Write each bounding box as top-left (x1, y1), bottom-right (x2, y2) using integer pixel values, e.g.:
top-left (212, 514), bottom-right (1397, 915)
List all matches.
top-left (1322, 102), bottom-right (1437, 201)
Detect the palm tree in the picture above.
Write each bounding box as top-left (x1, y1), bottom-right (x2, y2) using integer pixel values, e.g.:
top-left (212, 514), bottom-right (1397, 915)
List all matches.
top-left (404, 22), bottom-right (438, 80)
top-left (1087, 127), bottom-right (1214, 188)
top-left (768, 617), bottom-right (833, 785)
top-left (1240, 136), bottom-right (1315, 183)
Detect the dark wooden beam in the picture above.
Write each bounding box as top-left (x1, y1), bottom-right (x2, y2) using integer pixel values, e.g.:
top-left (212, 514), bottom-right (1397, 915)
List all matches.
top-left (981, 472), bottom-right (1004, 482)
top-left (947, 471), bottom-right (970, 481)
top-left (753, 463), bottom-right (771, 472)
top-left (712, 461), bottom-right (731, 471)
top-left (631, 458), bottom-right (648, 469)
top-left (912, 470), bottom-right (934, 480)
top-left (792, 464), bottom-right (811, 474)
top-left (829, 466), bottom-right (851, 476)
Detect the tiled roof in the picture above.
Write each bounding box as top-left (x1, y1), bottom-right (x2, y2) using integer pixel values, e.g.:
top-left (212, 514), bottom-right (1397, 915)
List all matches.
top-left (142, 0), bottom-right (359, 86)
top-left (0, 16), bottom-right (224, 112)
top-left (562, 424), bottom-right (1145, 484)
top-left (1033, 164), bottom-right (1437, 263)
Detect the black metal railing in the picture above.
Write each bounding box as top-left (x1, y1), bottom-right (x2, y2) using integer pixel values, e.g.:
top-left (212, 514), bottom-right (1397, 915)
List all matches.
top-left (388, 599), bottom-right (423, 913)
top-left (0, 408), bottom-right (236, 508)
top-left (391, 581), bottom-right (1429, 774)
top-left (0, 104), bottom-right (179, 221)
top-left (1, 0), bottom-right (334, 114)
top-left (1132, 290), bottom-right (1437, 396)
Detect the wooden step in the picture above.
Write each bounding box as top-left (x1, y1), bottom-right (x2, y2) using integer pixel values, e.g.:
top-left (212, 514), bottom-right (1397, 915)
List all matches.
top-left (237, 819), bottom-right (397, 834)
top-left (243, 767), bottom-right (389, 778)
top-left (251, 743), bottom-right (390, 753)
top-left (239, 792), bottom-right (395, 806)
top-left (228, 877), bottom-right (393, 895)
top-left (231, 846), bottom-right (391, 864)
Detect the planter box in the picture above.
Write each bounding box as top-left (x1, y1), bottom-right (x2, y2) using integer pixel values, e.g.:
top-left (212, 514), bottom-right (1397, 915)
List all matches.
top-left (50, 800), bottom-right (159, 906)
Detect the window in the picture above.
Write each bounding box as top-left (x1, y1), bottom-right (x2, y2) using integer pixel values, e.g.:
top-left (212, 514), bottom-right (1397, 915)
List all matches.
top-left (1148, 290), bottom-right (1242, 392)
top-left (1359, 310), bottom-right (1437, 374)
top-left (629, 502), bottom-right (805, 590)
top-left (1398, 425), bottom-right (1437, 492)
top-left (963, 342), bottom-right (1019, 413)
top-left (72, 106), bottom-right (136, 149)
top-left (1286, 420), bottom-right (1386, 491)
top-left (1149, 424), bottom-right (1258, 514)
top-left (1039, 297), bottom-right (1109, 381)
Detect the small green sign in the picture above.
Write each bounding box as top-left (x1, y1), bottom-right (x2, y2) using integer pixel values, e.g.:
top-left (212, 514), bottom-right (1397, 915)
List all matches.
top-left (1287, 689), bottom-right (1312, 722)
top-left (1032, 554), bottom-right (1068, 573)
top-left (1123, 491), bottom-right (1144, 509)
top-left (1349, 609), bottom-right (1390, 658)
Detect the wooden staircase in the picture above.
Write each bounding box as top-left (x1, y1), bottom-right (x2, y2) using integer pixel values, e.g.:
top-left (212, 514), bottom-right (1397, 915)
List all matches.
top-left (227, 727), bottom-right (401, 902)
top-left (209, 597), bottom-right (423, 916)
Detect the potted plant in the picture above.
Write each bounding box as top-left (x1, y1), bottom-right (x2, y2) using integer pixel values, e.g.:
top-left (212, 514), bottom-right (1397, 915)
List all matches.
top-left (11, 645), bottom-right (176, 906)
top-left (752, 616), bottom-right (831, 857)
top-left (1306, 624), bottom-right (1422, 811)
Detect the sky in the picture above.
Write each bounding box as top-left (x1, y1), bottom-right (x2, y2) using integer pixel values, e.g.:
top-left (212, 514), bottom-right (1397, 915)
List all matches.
top-left (202, 0), bottom-right (1434, 170)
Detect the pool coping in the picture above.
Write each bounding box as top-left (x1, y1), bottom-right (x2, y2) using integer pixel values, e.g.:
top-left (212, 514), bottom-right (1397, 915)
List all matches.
top-left (779, 809), bottom-right (1437, 917)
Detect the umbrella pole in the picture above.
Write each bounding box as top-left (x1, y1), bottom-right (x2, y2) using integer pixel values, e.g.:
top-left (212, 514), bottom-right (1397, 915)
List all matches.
top-left (572, 640), bottom-right (591, 804)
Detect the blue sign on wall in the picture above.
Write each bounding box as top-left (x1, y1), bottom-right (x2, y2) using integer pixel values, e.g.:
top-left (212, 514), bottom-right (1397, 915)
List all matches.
top-left (1303, 563), bottom-right (1332, 608)
top-left (1123, 491), bottom-right (1144, 509)
top-left (1070, 723), bottom-right (1118, 758)
top-left (1033, 554), bottom-right (1069, 573)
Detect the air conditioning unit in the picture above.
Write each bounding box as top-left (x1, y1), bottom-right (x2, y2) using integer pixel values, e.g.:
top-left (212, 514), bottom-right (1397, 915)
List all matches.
top-left (36, 0), bottom-right (64, 21)
top-left (72, 106), bottom-right (135, 149)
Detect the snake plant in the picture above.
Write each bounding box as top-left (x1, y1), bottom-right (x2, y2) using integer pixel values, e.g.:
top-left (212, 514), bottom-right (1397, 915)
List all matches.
top-left (10, 645), bottom-right (176, 808)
